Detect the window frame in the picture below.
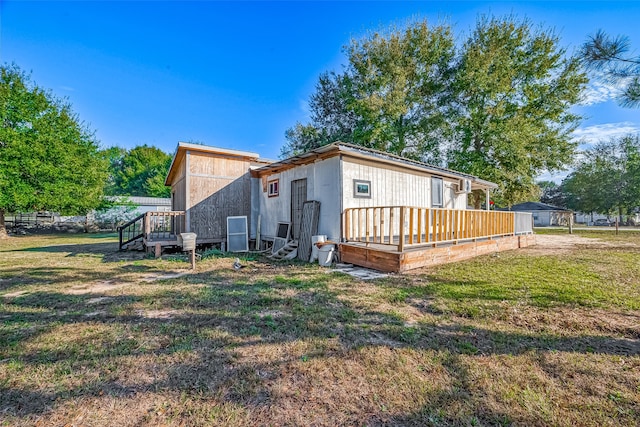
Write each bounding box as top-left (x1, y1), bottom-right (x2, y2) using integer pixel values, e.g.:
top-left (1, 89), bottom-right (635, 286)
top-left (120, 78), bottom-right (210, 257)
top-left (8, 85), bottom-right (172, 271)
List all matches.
top-left (267, 178), bottom-right (279, 198)
top-left (431, 176), bottom-right (444, 208)
top-left (353, 179), bottom-right (372, 198)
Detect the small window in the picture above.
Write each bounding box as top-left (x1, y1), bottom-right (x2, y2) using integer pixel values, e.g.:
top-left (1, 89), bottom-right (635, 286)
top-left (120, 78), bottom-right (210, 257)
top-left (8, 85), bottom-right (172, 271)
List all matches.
top-left (353, 179), bottom-right (371, 198)
top-left (268, 179), bottom-right (279, 197)
top-left (431, 177), bottom-right (443, 207)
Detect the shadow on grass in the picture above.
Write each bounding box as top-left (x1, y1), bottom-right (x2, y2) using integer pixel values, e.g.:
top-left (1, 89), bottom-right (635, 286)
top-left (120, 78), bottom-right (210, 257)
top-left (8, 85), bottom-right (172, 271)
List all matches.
top-left (12, 241), bottom-right (145, 263)
top-left (1, 260), bottom-right (638, 423)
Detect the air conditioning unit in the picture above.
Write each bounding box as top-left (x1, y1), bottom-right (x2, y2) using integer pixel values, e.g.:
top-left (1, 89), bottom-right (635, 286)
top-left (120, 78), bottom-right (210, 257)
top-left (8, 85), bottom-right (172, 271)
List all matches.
top-left (455, 178), bottom-right (472, 194)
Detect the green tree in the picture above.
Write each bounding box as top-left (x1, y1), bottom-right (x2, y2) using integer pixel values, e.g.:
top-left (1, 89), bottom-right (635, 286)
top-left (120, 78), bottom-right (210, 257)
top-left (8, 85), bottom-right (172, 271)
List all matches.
top-left (346, 21), bottom-right (456, 162)
top-left (0, 64), bottom-right (107, 237)
top-left (283, 20), bottom-right (456, 161)
top-left (105, 144), bottom-right (171, 197)
top-left (581, 31), bottom-right (640, 107)
top-left (282, 72), bottom-right (359, 157)
top-left (536, 180), bottom-right (566, 207)
top-left (286, 17), bottom-right (587, 206)
top-left (563, 135), bottom-right (640, 219)
top-left (102, 146), bottom-right (127, 196)
top-left (448, 17), bottom-right (587, 207)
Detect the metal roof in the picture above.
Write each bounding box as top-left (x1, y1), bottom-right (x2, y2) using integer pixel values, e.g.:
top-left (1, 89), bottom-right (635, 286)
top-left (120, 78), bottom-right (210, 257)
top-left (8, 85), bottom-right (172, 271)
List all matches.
top-left (505, 202), bottom-right (571, 212)
top-left (107, 196), bottom-right (171, 206)
top-left (253, 142), bottom-right (499, 189)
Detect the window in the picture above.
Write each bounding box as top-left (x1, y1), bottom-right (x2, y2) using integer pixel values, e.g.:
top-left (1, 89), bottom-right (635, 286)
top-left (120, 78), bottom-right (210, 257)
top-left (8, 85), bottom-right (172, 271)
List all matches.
top-left (431, 177), bottom-right (443, 207)
top-left (353, 179), bottom-right (371, 198)
top-left (268, 179), bottom-right (279, 197)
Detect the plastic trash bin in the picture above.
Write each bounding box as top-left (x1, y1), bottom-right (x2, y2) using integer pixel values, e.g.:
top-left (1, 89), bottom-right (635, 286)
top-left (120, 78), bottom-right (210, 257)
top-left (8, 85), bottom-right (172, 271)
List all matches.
top-left (317, 244), bottom-right (335, 267)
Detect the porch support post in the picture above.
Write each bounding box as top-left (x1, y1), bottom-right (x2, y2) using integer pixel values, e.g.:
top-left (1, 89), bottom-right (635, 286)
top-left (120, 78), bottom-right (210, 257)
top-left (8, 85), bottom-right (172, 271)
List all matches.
top-left (485, 189), bottom-right (490, 211)
top-left (398, 207), bottom-right (406, 252)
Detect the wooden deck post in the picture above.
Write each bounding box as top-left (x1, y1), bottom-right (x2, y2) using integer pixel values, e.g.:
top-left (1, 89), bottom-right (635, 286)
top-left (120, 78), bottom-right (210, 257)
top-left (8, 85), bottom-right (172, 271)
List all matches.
top-left (343, 209), bottom-right (350, 241)
top-left (399, 206), bottom-right (406, 252)
top-left (408, 208), bottom-right (414, 245)
top-left (144, 212), bottom-right (151, 239)
top-left (389, 208), bottom-right (395, 245)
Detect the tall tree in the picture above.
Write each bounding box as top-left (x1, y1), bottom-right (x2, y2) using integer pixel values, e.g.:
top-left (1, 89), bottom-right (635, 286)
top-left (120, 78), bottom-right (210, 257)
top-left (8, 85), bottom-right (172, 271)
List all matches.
top-left (285, 17), bottom-right (587, 207)
top-left (581, 31), bottom-right (640, 108)
top-left (0, 64), bottom-right (107, 237)
top-left (346, 21), bottom-right (457, 162)
top-left (563, 134), bottom-right (640, 218)
top-left (283, 20), bottom-right (456, 162)
top-left (537, 180), bottom-right (566, 207)
top-left (105, 144), bottom-right (171, 197)
top-left (282, 72), bottom-right (359, 157)
top-left (448, 17), bottom-right (587, 207)
top-left (102, 146), bottom-right (127, 196)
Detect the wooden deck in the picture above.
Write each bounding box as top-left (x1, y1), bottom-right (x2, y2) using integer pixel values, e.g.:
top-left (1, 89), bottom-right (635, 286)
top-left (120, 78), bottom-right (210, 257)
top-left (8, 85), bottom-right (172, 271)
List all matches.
top-left (340, 206), bottom-right (534, 272)
top-left (118, 211), bottom-right (186, 253)
top-left (340, 234), bottom-right (536, 272)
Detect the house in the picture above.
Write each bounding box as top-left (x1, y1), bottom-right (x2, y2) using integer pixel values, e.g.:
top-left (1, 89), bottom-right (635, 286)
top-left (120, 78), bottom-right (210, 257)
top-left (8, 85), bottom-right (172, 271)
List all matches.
top-left (251, 143), bottom-right (496, 243)
top-left (119, 142), bottom-right (535, 271)
top-left (502, 202), bottom-right (571, 227)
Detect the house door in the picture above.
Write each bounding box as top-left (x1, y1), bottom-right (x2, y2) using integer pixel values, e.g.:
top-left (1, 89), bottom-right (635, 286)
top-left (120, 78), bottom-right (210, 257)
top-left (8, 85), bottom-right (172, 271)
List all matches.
top-left (290, 178), bottom-right (307, 240)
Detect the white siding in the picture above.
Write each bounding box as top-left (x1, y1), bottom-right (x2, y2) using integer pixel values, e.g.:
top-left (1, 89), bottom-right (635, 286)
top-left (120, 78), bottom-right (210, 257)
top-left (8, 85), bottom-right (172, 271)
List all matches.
top-left (341, 157), bottom-right (467, 210)
top-left (256, 156), bottom-right (342, 241)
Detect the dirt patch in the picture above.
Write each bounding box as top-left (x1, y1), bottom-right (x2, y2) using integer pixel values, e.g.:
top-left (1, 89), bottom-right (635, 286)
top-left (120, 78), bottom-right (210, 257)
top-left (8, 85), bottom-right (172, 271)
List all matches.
top-left (136, 309), bottom-right (178, 319)
top-left (1, 290), bottom-right (29, 298)
top-left (66, 280), bottom-right (133, 295)
top-left (524, 234), bottom-right (613, 255)
top-left (86, 297), bottom-right (113, 305)
top-left (141, 271), bottom-right (189, 282)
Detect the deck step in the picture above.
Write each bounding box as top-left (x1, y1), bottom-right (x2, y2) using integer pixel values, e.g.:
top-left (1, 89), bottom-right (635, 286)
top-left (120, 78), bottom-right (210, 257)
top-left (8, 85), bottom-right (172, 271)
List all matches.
top-left (123, 240), bottom-right (144, 251)
top-left (270, 240), bottom-right (298, 260)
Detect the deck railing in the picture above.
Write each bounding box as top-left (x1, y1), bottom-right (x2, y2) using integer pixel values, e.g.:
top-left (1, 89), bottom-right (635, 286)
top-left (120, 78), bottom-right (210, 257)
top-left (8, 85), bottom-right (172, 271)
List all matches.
top-left (343, 206), bottom-right (524, 251)
top-left (118, 211), bottom-right (186, 250)
top-left (144, 211), bottom-right (186, 242)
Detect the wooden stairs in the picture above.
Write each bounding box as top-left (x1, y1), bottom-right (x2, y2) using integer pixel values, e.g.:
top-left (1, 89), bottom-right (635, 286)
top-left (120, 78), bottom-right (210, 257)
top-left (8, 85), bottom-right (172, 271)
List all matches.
top-left (270, 240), bottom-right (298, 260)
top-left (118, 211), bottom-right (186, 252)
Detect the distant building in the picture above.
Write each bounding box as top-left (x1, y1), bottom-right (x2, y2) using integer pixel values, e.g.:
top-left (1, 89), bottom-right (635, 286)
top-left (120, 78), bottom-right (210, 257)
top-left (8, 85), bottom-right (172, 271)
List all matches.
top-left (501, 202), bottom-right (571, 227)
top-left (114, 196), bottom-right (172, 215)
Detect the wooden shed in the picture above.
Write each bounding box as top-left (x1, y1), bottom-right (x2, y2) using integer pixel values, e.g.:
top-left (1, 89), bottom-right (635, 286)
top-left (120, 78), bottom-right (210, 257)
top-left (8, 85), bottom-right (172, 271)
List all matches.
top-left (164, 142), bottom-right (270, 243)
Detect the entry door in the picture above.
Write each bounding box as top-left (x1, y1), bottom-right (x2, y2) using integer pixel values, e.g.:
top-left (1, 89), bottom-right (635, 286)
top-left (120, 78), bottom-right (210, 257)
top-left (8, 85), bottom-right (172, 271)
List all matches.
top-left (290, 179), bottom-right (308, 240)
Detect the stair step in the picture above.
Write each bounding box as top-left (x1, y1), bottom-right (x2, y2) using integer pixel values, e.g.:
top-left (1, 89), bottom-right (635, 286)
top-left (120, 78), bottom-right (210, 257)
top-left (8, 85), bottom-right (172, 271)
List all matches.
top-left (270, 240), bottom-right (299, 260)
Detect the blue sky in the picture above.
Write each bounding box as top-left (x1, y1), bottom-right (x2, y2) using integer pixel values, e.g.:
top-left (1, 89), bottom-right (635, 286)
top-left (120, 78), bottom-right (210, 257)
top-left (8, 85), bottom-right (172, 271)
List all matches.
top-left (2, 1), bottom-right (639, 175)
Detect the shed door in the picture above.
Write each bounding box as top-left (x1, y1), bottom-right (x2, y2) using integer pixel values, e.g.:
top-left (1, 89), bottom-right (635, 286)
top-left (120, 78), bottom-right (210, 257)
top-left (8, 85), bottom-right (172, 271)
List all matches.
top-left (290, 179), bottom-right (307, 240)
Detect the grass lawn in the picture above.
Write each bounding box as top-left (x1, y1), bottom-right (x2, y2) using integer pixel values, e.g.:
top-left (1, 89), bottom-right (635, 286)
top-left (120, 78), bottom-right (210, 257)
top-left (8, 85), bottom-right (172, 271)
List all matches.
top-left (1, 230), bottom-right (639, 426)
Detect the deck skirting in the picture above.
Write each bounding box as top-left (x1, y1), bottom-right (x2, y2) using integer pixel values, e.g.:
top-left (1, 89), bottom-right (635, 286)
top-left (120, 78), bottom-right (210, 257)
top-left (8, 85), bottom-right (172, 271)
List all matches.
top-left (339, 234), bottom-right (536, 272)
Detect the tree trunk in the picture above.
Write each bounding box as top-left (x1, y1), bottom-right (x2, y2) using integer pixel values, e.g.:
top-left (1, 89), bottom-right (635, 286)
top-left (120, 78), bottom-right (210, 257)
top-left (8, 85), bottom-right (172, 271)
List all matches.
top-left (0, 209), bottom-right (7, 239)
top-left (472, 191), bottom-right (483, 209)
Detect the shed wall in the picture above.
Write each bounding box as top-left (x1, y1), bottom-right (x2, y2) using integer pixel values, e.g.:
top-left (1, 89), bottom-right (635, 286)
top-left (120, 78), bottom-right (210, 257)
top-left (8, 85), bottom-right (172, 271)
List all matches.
top-left (186, 151), bottom-right (252, 241)
top-left (170, 158), bottom-right (187, 211)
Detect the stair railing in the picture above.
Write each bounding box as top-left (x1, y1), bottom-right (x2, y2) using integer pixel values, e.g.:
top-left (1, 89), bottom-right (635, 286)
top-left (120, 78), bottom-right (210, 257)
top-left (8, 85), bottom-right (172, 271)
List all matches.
top-left (117, 213), bottom-right (145, 250)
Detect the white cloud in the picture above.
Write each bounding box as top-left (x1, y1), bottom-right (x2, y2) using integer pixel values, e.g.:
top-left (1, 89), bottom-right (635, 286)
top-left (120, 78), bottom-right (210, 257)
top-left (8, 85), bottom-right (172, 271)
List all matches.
top-left (538, 122), bottom-right (640, 184)
top-left (537, 169), bottom-right (570, 184)
top-left (579, 80), bottom-right (622, 106)
top-left (572, 122), bottom-right (640, 149)
top-left (59, 85), bottom-right (75, 92)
